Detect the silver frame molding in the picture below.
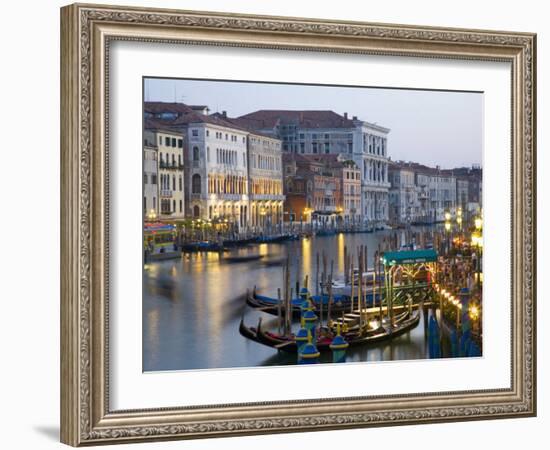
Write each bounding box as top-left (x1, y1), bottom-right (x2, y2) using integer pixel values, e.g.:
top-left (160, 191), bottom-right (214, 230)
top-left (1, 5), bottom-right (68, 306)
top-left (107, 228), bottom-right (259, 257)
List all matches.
top-left (60, 3), bottom-right (536, 446)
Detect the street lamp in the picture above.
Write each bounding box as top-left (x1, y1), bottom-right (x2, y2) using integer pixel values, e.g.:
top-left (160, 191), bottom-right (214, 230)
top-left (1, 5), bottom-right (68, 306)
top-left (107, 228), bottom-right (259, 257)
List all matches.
top-left (147, 209), bottom-right (157, 222)
top-left (474, 216), bottom-right (483, 231)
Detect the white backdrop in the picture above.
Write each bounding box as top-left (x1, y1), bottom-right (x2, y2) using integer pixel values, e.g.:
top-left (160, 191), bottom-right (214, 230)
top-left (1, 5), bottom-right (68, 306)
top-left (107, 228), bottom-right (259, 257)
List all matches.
top-left (0, 0), bottom-right (546, 449)
top-left (111, 42), bottom-right (510, 410)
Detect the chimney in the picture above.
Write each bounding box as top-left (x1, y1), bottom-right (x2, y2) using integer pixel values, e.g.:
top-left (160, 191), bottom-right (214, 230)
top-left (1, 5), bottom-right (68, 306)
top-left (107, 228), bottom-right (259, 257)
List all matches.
top-left (352, 115), bottom-right (357, 120)
top-left (343, 112), bottom-right (348, 119)
top-left (222, 110), bottom-right (227, 118)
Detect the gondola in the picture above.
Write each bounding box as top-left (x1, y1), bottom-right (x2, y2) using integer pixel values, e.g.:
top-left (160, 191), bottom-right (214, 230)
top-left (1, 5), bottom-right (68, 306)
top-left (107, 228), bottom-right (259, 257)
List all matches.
top-left (223, 254), bottom-right (264, 263)
top-left (239, 311), bottom-right (420, 354)
top-left (246, 288), bottom-right (381, 318)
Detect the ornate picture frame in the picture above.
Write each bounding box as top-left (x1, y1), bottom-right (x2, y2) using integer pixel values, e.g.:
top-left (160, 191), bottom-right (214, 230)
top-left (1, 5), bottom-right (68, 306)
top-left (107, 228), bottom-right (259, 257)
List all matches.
top-left (60, 3), bottom-right (536, 446)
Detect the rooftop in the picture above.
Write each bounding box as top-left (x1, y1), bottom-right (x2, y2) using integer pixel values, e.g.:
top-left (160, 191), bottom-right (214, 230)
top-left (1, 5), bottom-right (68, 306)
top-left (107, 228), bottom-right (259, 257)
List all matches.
top-left (237, 110), bottom-right (358, 130)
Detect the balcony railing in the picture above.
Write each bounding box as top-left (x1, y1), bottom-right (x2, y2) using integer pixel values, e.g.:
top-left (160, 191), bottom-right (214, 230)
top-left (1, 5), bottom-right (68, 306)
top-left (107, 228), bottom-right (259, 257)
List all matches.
top-left (159, 161), bottom-right (183, 170)
top-left (160, 190), bottom-right (173, 197)
top-left (251, 194), bottom-right (285, 201)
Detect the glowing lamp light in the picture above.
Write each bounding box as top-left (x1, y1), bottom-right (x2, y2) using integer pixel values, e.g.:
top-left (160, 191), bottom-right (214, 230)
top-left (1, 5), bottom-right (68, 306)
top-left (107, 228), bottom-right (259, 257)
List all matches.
top-left (475, 217), bottom-right (483, 230)
top-left (445, 222), bottom-right (451, 232)
top-left (469, 305), bottom-right (480, 321)
top-left (445, 211), bottom-right (451, 221)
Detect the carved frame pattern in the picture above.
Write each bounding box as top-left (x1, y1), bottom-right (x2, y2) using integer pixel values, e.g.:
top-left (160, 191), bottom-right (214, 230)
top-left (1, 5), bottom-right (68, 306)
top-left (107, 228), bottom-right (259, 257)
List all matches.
top-left (60, 3), bottom-right (536, 446)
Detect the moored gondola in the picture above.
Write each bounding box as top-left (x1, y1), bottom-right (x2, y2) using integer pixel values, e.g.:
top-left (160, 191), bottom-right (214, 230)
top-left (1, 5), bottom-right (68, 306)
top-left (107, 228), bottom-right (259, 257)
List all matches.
top-left (239, 311), bottom-right (420, 354)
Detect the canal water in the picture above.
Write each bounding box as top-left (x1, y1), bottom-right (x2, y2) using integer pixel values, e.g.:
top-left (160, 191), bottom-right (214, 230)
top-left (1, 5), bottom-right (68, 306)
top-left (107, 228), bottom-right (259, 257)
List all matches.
top-left (143, 228), bottom-right (440, 372)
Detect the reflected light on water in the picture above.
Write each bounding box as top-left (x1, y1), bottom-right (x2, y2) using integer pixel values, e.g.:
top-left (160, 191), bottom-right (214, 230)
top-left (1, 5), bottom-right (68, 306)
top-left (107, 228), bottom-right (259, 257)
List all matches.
top-left (143, 227), bottom-right (446, 371)
top-left (337, 233), bottom-right (345, 273)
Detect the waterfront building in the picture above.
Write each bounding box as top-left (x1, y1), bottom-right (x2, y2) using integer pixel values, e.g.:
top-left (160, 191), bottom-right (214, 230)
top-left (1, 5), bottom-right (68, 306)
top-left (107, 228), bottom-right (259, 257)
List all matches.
top-left (143, 127), bottom-right (185, 219)
top-left (388, 161), bottom-right (457, 223)
top-left (388, 162), bottom-right (420, 225)
top-left (456, 177), bottom-right (469, 211)
top-left (246, 133), bottom-right (284, 230)
top-left (144, 102), bottom-right (285, 231)
top-left (210, 112), bottom-right (285, 230)
top-left (283, 154), bottom-right (342, 227)
top-left (422, 167), bottom-right (456, 223)
top-left (187, 119), bottom-right (249, 229)
top-left (307, 154), bottom-right (361, 225)
top-left (142, 133), bottom-right (159, 219)
top-left (236, 110), bottom-right (390, 225)
top-left (145, 103), bottom-right (250, 228)
top-left (339, 159), bottom-right (362, 225)
top-left (452, 165), bottom-right (483, 215)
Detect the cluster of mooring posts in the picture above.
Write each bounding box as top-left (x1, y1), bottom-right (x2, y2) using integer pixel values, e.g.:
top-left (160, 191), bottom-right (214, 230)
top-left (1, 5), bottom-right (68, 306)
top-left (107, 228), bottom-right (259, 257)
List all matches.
top-left (240, 219), bottom-right (483, 363)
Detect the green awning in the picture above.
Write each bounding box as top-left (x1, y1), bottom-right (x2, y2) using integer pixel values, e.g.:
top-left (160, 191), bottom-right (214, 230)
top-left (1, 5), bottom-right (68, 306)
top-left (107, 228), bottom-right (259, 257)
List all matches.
top-left (383, 249), bottom-right (438, 266)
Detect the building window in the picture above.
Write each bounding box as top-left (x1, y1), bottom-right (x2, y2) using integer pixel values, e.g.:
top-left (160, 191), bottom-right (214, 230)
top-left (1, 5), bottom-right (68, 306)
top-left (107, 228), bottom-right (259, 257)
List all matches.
top-left (158, 136), bottom-right (162, 145)
top-left (152, 174), bottom-right (157, 185)
top-left (144, 173), bottom-right (148, 184)
top-left (143, 196), bottom-right (146, 212)
top-left (193, 146), bottom-right (200, 161)
top-left (171, 138), bottom-right (176, 147)
top-left (173, 200), bottom-right (176, 212)
top-left (172, 175), bottom-right (176, 191)
top-left (179, 176), bottom-right (183, 191)
top-left (165, 137), bottom-right (170, 146)
top-left (179, 200), bottom-right (183, 212)
top-left (206, 130), bottom-right (210, 137)
top-left (192, 174), bottom-right (201, 194)
top-left (193, 205), bottom-right (200, 218)
top-left (192, 129), bottom-right (198, 137)
top-left (178, 139), bottom-right (183, 148)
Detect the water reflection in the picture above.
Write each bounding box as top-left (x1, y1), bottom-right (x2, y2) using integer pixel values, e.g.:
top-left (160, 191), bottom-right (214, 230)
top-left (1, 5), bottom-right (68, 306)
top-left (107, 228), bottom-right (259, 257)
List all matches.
top-left (143, 228), bottom-right (435, 371)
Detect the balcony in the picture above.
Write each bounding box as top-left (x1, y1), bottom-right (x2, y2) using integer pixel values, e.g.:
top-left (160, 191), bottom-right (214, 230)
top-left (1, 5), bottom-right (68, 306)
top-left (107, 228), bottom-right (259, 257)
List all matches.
top-left (160, 190), bottom-right (173, 197)
top-left (159, 161), bottom-right (182, 170)
top-left (251, 194), bottom-right (285, 201)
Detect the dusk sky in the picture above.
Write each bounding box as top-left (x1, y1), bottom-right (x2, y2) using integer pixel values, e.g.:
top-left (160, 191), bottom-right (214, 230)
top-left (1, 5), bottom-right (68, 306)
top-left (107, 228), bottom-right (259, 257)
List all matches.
top-left (144, 78), bottom-right (483, 169)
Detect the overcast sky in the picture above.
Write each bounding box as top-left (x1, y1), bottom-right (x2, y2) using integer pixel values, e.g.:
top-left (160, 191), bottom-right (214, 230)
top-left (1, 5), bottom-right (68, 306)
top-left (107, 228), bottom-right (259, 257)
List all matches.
top-left (145, 78), bottom-right (482, 169)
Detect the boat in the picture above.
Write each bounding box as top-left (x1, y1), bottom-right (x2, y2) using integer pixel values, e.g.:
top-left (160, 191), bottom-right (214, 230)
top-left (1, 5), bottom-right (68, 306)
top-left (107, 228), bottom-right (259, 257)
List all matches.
top-left (181, 241), bottom-right (224, 252)
top-left (223, 254), bottom-right (264, 263)
top-left (239, 310), bottom-right (420, 354)
top-left (315, 229), bottom-right (337, 237)
top-left (255, 233), bottom-right (300, 244)
top-left (246, 288), bottom-right (382, 317)
top-left (222, 237), bottom-right (257, 247)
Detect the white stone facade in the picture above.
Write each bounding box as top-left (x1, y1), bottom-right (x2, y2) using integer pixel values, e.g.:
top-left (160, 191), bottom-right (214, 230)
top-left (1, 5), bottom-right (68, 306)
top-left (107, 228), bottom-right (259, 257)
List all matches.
top-left (247, 133), bottom-right (285, 230)
top-left (388, 166), bottom-right (419, 224)
top-left (187, 123), bottom-right (250, 229)
top-left (143, 145), bottom-right (158, 218)
top-left (144, 129), bottom-right (185, 220)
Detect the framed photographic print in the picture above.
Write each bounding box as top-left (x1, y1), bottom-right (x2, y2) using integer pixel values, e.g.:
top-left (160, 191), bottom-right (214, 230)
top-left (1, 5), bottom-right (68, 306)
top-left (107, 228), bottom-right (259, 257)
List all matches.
top-left (60, 3), bottom-right (536, 446)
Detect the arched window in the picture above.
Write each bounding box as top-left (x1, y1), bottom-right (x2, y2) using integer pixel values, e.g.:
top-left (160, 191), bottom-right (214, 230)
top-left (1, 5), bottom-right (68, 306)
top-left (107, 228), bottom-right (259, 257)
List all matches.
top-left (192, 174), bottom-right (201, 194)
top-left (193, 205), bottom-right (200, 218)
top-left (193, 146), bottom-right (200, 161)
